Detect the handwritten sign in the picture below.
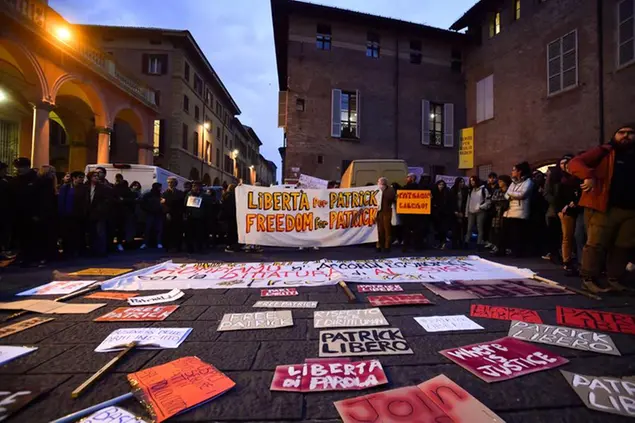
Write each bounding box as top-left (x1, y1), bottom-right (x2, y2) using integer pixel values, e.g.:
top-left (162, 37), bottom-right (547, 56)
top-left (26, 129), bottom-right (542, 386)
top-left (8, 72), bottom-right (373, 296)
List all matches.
top-left (0, 317), bottom-right (54, 339)
top-left (69, 268), bottom-right (131, 276)
top-left (314, 308), bottom-right (389, 328)
top-left (0, 346), bottom-right (37, 366)
top-left (186, 196), bottom-right (202, 208)
top-left (423, 278), bottom-right (569, 300)
top-left (561, 371), bottom-right (635, 418)
top-left (440, 337), bottom-right (568, 383)
top-left (556, 306), bottom-right (635, 335)
top-left (94, 305), bottom-right (179, 322)
top-left (356, 284), bottom-right (403, 293)
top-left (367, 293), bottom-right (433, 307)
top-left (81, 406), bottom-right (139, 423)
top-left (253, 301), bottom-right (318, 309)
top-left (0, 389), bottom-right (47, 423)
top-left (396, 190), bottom-right (431, 215)
top-left (217, 310), bottom-right (293, 331)
top-left (85, 292), bottom-right (139, 301)
top-left (261, 288), bottom-right (298, 297)
top-left (127, 289), bottom-right (184, 306)
top-left (16, 280), bottom-right (96, 296)
top-left (95, 328), bottom-right (192, 352)
top-left (508, 321), bottom-right (620, 356)
top-left (271, 358), bottom-right (387, 392)
top-left (470, 304), bottom-right (543, 324)
top-left (334, 374), bottom-right (504, 423)
top-left (414, 315), bottom-right (484, 333)
top-left (319, 327), bottom-right (413, 357)
top-left (127, 356), bottom-right (235, 423)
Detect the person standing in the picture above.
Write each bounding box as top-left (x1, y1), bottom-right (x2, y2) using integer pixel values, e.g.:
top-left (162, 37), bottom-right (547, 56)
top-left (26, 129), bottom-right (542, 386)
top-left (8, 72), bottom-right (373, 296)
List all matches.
top-left (483, 172), bottom-right (498, 248)
top-left (568, 123), bottom-right (635, 293)
top-left (503, 162), bottom-right (534, 257)
top-left (553, 155), bottom-right (582, 276)
top-left (58, 171), bottom-right (85, 257)
top-left (464, 176), bottom-right (489, 250)
top-left (222, 184), bottom-right (239, 253)
top-left (431, 180), bottom-right (452, 249)
top-left (184, 181), bottom-right (209, 253)
top-left (400, 173), bottom-right (419, 252)
top-left (0, 162), bottom-right (14, 259)
top-left (140, 182), bottom-right (164, 250)
top-left (162, 177), bottom-right (185, 252)
top-left (490, 175), bottom-right (511, 256)
top-left (84, 171), bottom-right (112, 256)
top-left (450, 177), bottom-right (468, 249)
top-left (376, 177), bottom-right (395, 253)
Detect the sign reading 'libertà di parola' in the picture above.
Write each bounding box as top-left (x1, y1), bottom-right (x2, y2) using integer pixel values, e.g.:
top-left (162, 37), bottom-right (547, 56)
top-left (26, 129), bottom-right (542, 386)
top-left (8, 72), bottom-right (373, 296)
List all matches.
top-left (236, 185), bottom-right (380, 247)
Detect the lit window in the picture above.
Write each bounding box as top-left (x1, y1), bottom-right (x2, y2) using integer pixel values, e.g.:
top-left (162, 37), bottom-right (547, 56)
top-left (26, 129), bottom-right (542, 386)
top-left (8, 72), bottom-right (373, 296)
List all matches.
top-left (489, 12), bottom-right (501, 38)
top-left (618, 0), bottom-right (635, 66)
top-left (366, 32), bottom-right (380, 58)
top-left (548, 30), bottom-right (578, 95)
top-left (153, 119), bottom-right (160, 157)
top-left (514, 0), bottom-right (521, 20)
top-left (340, 91), bottom-right (358, 138)
top-left (428, 103), bottom-right (444, 147)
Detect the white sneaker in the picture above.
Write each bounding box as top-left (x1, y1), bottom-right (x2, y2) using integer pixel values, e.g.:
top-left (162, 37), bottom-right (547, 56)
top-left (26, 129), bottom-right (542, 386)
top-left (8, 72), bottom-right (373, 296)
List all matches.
top-left (313, 246), bottom-right (319, 251)
top-left (140, 244), bottom-right (147, 250)
top-left (116, 244), bottom-right (124, 252)
top-left (157, 244), bottom-right (163, 249)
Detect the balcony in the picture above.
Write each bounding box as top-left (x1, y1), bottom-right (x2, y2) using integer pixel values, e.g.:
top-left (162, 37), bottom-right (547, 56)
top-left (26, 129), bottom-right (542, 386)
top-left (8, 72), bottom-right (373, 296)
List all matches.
top-left (2, 0), bottom-right (158, 109)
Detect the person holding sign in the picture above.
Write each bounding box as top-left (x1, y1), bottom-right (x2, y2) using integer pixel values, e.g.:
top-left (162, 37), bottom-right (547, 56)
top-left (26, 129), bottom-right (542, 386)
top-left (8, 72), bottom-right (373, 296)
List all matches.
top-left (376, 177), bottom-right (395, 253)
top-left (183, 181), bottom-right (210, 253)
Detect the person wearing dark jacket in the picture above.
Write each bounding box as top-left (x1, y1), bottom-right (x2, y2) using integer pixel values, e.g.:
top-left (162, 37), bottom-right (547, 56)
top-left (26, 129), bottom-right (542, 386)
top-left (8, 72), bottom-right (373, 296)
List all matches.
top-left (553, 155), bottom-right (582, 276)
top-left (184, 181), bottom-right (210, 253)
top-left (400, 173), bottom-right (420, 252)
top-left (84, 170), bottom-right (113, 256)
top-left (568, 123), bottom-right (635, 293)
top-left (113, 179), bottom-right (136, 251)
top-left (490, 175), bottom-right (511, 256)
top-left (12, 158), bottom-right (44, 266)
top-left (140, 182), bottom-right (163, 249)
top-left (222, 184), bottom-right (239, 252)
top-left (376, 177), bottom-right (395, 253)
top-left (431, 180), bottom-right (452, 249)
top-left (0, 162), bottom-right (14, 259)
top-left (450, 177), bottom-right (468, 249)
top-left (58, 171), bottom-right (85, 257)
top-left (162, 177), bottom-right (185, 252)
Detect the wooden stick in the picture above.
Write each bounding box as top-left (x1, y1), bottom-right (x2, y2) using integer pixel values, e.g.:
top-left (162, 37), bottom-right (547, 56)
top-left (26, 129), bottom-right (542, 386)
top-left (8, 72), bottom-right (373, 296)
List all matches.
top-left (71, 341), bottom-right (137, 398)
top-left (532, 274), bottom-right (602, 301)
top-left (338, 281), bottom-right (357, 303)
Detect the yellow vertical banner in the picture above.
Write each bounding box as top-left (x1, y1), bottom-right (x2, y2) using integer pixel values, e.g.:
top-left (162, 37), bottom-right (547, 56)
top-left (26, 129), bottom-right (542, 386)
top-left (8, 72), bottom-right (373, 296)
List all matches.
top-left (459, 127), bottom-right (474, 169)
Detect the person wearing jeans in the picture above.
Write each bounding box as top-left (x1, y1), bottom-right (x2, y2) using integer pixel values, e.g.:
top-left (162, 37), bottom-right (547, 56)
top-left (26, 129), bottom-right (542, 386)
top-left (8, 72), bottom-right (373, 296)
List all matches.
top-left (503, 162), bottom-right (534, 257)
top-left (464, 176), bottom-right (489, 249)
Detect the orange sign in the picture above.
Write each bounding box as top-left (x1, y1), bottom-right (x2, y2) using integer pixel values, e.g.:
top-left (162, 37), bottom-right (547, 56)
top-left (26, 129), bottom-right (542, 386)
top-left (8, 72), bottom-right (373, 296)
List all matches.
top-left (396, 190), bottom-right (431, 215)
top-left (85, 292), bottom-right (139, 301)
top-left (127, 356), bottom-right (236, 422)
top-left (94, 305), bottom-right (178, 322)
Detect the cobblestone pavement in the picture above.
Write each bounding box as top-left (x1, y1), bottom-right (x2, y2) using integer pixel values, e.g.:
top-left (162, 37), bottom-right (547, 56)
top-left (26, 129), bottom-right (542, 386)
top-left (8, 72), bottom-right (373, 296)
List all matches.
top-left (1, 247), bottom-right (634, 422)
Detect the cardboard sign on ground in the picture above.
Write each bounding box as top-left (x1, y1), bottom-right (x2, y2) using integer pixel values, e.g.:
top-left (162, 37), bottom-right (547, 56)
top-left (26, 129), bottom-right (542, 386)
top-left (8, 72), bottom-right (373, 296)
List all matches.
top-left (95, 328), bottom-right (192, 352)
top-left (508, 320), bottom-right (620, 356)
top-left (127, 356), bottom-right (235, 423)
top-left (367, 293), bottom-right (433, 307)
top-left (356, 284), bottom-right (403, 293)
top-left (423, 278), bottom-right (569, 300)
top-left (271, 358), bottom-right (387, 392)
top-left (335, 374), bottom-right (505, 423)
top-left (0, 346), bottom-right (37, 366)
top-left (440, 337), bottom-right (568, 383)
top-left (127, 289), bottom-right (184, 306)
top-left (470, 304), bottom-right (543, 324)
top-left (561, 370), bottom-right (635, 418)
top-left (319, 327), bottom-right (413, 357)
top-left (16, 280), bottom-right (96, 296)
top-left (253, 300), bottom-right (318, 309)
top-left (556, 306), bottom-right (635, 335)
top-left (94, 305), bottom-right (179, 322)
top-left (217, 310), bottom-right (293, 331)
top-left (415, 315), bottom-right (484, 333)
top-left (0, 300), bottom-right (106, 314)
top-left (81, 406), bottom-right (139, 423)
top-left (261, 288), bottom-right (298, 297)
top-left (85, 292), bottom-right (139, 301)
top-left (314, 308), bottom-right (389, 328)
top-left (0, 317), bottom-right (54, 339)
top-left (0, 388), bottom-right (49, 423)
top-left (69, 268), bottom-right (132, 276)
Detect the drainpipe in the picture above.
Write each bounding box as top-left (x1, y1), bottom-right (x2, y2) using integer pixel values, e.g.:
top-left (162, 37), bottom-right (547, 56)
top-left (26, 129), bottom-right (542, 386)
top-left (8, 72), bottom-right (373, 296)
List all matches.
top-left (394, 35), bottom-right (400, 158)
top-left (597, 0), bottom-right (605, 144)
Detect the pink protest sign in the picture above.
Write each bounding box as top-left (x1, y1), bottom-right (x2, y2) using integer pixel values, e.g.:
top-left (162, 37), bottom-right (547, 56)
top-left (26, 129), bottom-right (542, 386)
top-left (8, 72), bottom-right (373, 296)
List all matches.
top-left (439, 337), bottom-right (568, 383)
top-left (356, 285), bottom-right (403, 293)
top-left (270, 358), bottom-right (387, 392)
top-left (261, 288), bottom-right (298, 297)
top-left (367, 293), bottom-right (432, 307)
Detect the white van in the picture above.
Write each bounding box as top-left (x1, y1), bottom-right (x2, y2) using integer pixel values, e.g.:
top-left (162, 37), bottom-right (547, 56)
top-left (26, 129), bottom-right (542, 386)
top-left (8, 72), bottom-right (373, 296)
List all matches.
top-left (84, 164), bottom-right (189, 191)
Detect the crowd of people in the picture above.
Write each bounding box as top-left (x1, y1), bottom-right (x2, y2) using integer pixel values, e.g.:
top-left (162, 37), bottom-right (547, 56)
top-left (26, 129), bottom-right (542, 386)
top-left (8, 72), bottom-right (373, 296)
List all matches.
top-left (376, 123), bottom-right (635, 294)
top-left (0, 159), bottom-right (243, 267)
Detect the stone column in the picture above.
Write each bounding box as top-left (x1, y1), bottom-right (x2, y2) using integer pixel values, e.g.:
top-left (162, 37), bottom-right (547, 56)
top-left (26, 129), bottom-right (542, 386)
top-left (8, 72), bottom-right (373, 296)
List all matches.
top-left (95, 126), bottom-right (112, 164)
top-left (68, 140), bottom-right (88, 172)
top-left (31, 102), bottom-right (54, 168)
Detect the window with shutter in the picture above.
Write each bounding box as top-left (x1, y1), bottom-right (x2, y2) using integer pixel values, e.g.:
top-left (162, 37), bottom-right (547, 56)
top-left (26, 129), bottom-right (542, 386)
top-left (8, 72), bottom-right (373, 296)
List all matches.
top-left (618, 0), bottom-right (635, 67)
top-left (331, 89), bottom-right (342, 137)
top-left (421, 99), bottom-right (430, 145)
top-left (476, 75), bottom-right (494, 123)
top-left (547, 30), bottom-right (578, 95)
top-left (444, 103), bottom-right (454, 148)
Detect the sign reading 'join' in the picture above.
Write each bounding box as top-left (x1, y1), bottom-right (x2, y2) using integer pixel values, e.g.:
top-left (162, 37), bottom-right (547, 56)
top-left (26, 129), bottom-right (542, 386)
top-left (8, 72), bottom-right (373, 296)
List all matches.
top-left (319, 327), bottom-right (413, 357)
top-left (508, 321), bottom-right (620, 356)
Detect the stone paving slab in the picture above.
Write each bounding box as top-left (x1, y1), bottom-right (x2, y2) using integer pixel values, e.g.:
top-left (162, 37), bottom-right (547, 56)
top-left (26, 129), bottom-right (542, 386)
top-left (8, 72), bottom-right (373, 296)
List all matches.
top-left (0, 344), bottom-right (74, 374)
top-left (142, 341), bottom-right (260, 371)
top-left (0, 320), bottom-right (78, 345)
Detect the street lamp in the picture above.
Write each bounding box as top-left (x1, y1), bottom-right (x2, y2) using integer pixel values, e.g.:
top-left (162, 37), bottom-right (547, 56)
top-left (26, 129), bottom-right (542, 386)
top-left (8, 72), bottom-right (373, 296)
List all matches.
top-left (200, 121), bottom-right (211, 182)
top-left (0, 89), bottom-right (6, 102)
top-left (54, 26), bottom-right (72, 42)
top-left (232, 149), bottom-right (239, 179)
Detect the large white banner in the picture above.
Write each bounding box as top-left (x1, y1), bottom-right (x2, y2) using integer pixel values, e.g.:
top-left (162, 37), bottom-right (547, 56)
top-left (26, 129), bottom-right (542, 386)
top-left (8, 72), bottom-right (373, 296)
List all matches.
top-left (236, 185), bottom-right (380, 247)
top-left (101, 256), bottom-right (535, 291)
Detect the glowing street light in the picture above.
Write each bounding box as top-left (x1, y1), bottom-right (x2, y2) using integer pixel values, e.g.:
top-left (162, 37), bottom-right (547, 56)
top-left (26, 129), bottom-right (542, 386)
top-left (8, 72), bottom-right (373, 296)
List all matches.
top-left (55, 26), bottom-right (72, 42)
top-left (0, 89), bottom-right (6, 102)
top-left (232, 149), bottom-right (239, 158)
top-left (203, 121), bottom-right (211, 130)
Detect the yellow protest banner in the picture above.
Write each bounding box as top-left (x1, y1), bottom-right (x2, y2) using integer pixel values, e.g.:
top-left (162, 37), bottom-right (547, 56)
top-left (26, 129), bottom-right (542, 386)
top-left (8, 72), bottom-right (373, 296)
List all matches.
top-left (69, 268), bottom-right (132, 277)
top-left (459, 127), bottom-right (474, 169)
top-left (396, 190), bottom-right (431, 215)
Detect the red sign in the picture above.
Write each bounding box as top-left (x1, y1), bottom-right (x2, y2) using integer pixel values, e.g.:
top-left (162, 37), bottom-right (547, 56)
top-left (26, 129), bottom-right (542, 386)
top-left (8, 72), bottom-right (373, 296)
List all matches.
top-left (261, 288), bottom-right (298, 297)
top-left (367, 294), bottom-right (432, 307)
top-left (556, 306), bottom-right (635, 335)
top-left (94, 305), bottom-right (178, 322)
top-left (271, 358), bottom-right (387, 392)
top-left (470, 304), bottom-right (543, 323)
top-left (127, 356), bottom-right (235, 423)
top-left (439, 337), bottom-right (568, 383)
top-left (356, 284), bottom-right (403, 293)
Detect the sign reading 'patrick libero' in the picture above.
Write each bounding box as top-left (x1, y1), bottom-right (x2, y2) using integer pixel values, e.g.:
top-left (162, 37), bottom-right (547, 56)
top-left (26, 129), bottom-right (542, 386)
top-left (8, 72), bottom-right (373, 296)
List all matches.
top-left (319, 327), bottom-right (413, 357)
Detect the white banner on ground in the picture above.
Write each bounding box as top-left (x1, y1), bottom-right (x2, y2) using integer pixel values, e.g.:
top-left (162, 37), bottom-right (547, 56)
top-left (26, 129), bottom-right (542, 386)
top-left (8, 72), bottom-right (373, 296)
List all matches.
top-left (298, 174), bottom-right (329, 189)
top-left (235, 185), bottom-right (380, 248)
top-left (100, 256), bottom-right (534, 291)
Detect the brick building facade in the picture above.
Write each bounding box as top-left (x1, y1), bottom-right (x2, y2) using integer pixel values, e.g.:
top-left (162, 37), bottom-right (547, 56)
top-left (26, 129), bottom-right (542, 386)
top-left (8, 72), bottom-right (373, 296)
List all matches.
top-left (451, 0), bottom-right (635, 177)
top-left (272, 0), bottom-right (466, 183)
